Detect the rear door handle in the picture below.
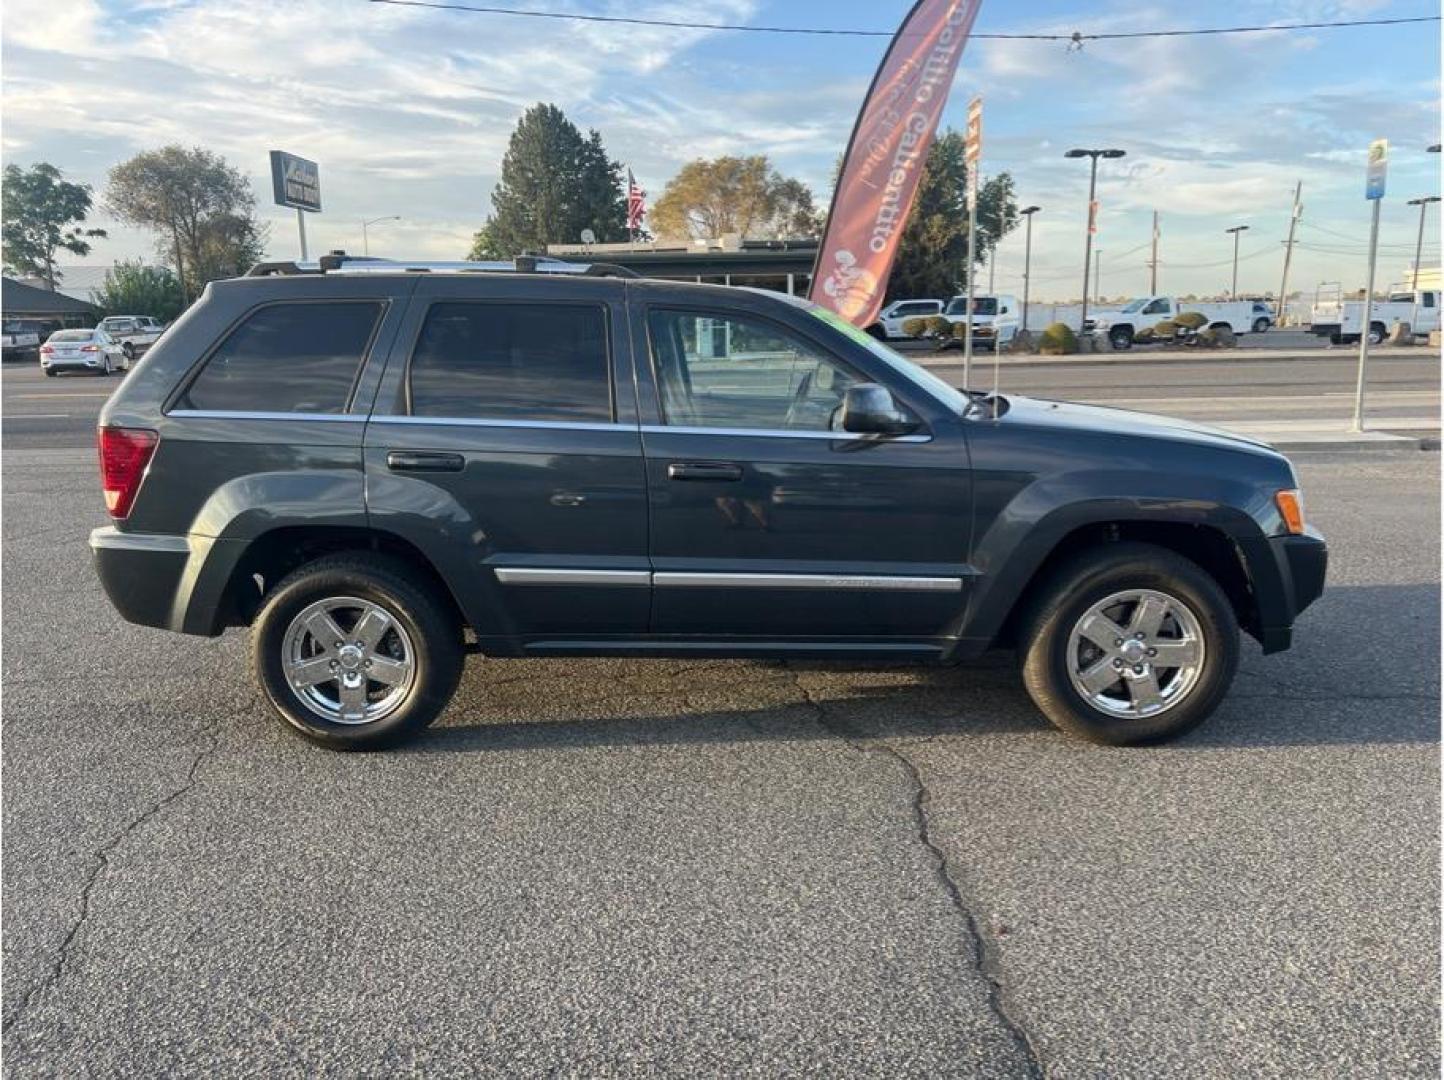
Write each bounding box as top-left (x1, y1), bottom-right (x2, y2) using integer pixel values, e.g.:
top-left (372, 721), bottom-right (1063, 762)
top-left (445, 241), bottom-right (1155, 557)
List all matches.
top-left (667, 461), bottom-right (743, 482)
top-left (387, 450), bottom-right (465, 472)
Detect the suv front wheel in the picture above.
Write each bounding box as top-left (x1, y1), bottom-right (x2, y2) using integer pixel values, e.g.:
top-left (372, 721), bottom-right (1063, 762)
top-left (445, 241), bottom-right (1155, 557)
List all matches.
top-left (252, 554), bottom-right (463, 749)
top-left (1019, 542), bottom-right (1239, 745)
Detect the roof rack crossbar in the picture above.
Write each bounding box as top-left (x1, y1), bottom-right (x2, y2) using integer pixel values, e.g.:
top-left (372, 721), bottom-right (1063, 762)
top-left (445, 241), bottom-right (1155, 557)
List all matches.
top-left (244, 252), bottom-right (645, 280)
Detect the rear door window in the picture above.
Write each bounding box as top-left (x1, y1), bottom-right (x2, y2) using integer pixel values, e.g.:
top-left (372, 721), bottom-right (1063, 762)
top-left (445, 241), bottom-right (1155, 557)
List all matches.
top-left (406, 302), bottom-right (612, 422)
top-left (175, 301), bottom-right (382, 414)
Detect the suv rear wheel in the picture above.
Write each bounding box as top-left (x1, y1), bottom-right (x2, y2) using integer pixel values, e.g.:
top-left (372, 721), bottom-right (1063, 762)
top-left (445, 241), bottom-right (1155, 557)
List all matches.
top-left (252, 554), bottom-right (463, 749)
top-left (1019, 542), bottom-right (1239, 745)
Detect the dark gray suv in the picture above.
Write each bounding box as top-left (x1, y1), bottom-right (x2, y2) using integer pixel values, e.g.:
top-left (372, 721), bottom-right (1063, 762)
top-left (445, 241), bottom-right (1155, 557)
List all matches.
top-left (91, 256), bottom-right (1326, 749)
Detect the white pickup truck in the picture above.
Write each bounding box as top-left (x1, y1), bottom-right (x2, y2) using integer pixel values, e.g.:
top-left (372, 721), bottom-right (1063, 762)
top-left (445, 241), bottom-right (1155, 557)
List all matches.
top-left (1309, 287), bottom-right (1441, 345)
top-left (1087, 296), bottom-right (1274, 350)
top-left (867, 298), bottom-right (944, 340)
top-left (98, 315), bottom-right (166, 360)
top-left (941, 293), bottom-right (1023, 349)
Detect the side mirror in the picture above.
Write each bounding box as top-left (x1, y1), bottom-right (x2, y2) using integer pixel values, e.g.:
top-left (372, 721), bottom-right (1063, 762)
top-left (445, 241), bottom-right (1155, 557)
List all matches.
top-left (841, 384), bottom-right (918, 436)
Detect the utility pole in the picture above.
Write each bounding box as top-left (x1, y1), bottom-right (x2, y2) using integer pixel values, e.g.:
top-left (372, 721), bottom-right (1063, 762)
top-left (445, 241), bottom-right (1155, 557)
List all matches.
top-left (1225, 225), bottom-right (1249, 299)
top-left (1276, 181), bottom-right (1302, 328)
top-left (988, 245), bottom-right (996, 293)
top-left (1148, 210), bottom-right (1159, 294)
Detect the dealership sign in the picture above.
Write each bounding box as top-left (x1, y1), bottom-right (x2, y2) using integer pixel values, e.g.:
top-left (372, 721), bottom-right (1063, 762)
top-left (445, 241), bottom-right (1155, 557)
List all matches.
top-left (269, 151), bottom-right (322, 212)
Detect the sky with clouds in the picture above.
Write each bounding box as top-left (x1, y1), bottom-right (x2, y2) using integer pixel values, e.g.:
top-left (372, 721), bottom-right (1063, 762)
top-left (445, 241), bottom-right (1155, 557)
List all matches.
top-left (2, 0), bottom-right (1440, 300)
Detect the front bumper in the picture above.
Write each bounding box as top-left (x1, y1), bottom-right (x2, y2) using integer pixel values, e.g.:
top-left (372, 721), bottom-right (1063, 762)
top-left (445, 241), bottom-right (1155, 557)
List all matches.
top-left (1252, 526), bottom-right (1328, 653)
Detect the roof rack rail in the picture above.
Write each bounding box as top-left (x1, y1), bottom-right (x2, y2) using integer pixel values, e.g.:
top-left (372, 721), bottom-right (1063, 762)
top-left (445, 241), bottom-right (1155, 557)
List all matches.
top-left (246, 251), bottom-right (642, 279)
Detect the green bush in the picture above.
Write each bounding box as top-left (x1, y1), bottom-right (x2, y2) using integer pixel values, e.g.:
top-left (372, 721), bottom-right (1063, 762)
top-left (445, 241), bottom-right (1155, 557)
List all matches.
top-left (1197, 325), bottom-right (1237, 349)
top-left (900, 317), bottom-right (931, 338)
top-left (1174, 311), bottom-right (1208, 331)
top-left (1133, 326), bottom-right (1156, 343)
top-left (1038, 322), bottom-right (1078, 355)
top-left (1153, 320), bottom-right (1179, 340)
top-left (924, 315), bottom-right (952, 337)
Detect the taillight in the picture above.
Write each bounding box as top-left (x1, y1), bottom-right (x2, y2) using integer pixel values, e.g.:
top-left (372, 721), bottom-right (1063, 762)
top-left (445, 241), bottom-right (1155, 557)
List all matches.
top-left (80, 344), bottom-right (99, 352)
top-left (97, 427), bottom-right (158, 519)
top-left (39, 345), bottom-right (53, 355)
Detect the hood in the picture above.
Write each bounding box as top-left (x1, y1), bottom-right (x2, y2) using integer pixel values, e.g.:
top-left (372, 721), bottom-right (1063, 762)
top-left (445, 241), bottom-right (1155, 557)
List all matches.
top-left (999, 394), bottom-right (1278, 454)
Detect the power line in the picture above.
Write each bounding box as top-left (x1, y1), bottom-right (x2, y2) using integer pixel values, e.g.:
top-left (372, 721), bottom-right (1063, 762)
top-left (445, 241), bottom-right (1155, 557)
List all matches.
top-left (366, 1), bottom-right (1439, 41)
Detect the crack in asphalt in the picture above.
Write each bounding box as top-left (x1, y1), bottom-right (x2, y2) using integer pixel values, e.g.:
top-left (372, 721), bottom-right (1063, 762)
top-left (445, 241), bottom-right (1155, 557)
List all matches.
top-left (2, 720), bottom-right (224, 1041)
top-left (783, 665), bottom-right (1046, 1079)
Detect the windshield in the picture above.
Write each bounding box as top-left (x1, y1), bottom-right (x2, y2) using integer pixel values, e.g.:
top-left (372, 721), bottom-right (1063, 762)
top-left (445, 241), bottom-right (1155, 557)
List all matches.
top-left (1120, 299), bottom-right (1149, 313)
top-left (798, 301), bottom-right (972, 413)
top-left (944, 296), bottom-right (997, 317)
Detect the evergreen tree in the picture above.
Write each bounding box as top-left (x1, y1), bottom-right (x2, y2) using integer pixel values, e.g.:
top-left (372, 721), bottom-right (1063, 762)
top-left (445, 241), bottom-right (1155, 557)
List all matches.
top-left (467, 104), bottom-right (627, 258)
top-left (882, 130), bottom-right (1018, 301)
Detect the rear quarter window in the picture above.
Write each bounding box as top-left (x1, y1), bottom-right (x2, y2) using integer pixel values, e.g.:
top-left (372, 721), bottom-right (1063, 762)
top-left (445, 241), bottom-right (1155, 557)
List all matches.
top-left (174, 301), bottom-right (382, 414)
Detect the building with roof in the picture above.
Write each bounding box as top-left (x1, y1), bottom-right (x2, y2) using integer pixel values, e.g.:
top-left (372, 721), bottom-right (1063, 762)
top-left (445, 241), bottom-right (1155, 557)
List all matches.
top-left (3, 277), bottom-right (101, 329)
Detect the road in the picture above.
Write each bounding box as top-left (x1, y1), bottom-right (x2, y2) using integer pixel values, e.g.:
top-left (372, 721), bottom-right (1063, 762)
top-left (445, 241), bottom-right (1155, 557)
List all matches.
top-left (3, 351), bottom-right (1438, 449)
top-left (2, 447), bottom-right (1437, 1075)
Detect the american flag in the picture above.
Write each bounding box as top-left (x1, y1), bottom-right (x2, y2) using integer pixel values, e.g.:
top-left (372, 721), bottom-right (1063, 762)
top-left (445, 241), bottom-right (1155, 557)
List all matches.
top-left (626, 170), bottom-right (646, 232)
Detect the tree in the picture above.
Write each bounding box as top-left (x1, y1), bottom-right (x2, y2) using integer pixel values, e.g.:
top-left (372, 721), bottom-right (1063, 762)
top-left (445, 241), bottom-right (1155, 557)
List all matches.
top-left (650, 156), bottom-right (823, 241)
top-left (91, 260), bottom-right (185, 323)
top-left (106, 146), bottom-right (266, 300)
top-left (2, 163), bottom-right (107, 290)
top-left (882, 130), bottom-right (1019, 302)
top-left (467, 104), bottom-right (628, 259)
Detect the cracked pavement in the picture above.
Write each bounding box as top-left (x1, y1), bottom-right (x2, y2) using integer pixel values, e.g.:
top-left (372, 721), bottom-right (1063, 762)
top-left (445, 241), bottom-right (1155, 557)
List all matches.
top-left (2, 451), bottom-right (1438, 1076)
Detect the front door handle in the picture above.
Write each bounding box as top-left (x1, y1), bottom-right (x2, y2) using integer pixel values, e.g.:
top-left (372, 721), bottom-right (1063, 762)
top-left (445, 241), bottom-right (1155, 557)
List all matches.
top-left (387, 450), bottom-right (465, 472)
top-left (667, 461), bottom-right (743, 482)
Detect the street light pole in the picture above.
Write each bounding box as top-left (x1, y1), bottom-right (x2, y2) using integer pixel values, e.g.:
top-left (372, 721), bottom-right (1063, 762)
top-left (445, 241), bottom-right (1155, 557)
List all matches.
top-left (1225, 225), bottom-right (1249, 299)
top-left (1019, 205), bottom-right (1040, 334)
top-left (362, 215), bottom-right (402, 256)
top-left (1094, 249), bottom-right (1102, 304)
top-left (1065, 148), bottom-right (1125, 333)
top-left (1406, 196), bottom-right (1440, 336)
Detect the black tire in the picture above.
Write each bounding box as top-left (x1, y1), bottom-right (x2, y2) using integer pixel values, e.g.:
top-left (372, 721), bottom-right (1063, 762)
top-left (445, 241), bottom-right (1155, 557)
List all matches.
top-left (1018, 542), bottom-right (1240, 746)
top-left (251, 553), bottom-right (463, 750)
top-left (1252, 318), bottom-right (1270, 334)
top-left (1109, 326), bottom-right (1133, 351)
top-left (43, 367), bottom-right (56, 377)
top-left (1367, 323), bottom-right (1386, 346)
top-left (122, 341), bottom-right (136, 360)
top-left (1328, 332), bottom-right (1343, 345)
top-left (866, 323), bottom-right (886, 340)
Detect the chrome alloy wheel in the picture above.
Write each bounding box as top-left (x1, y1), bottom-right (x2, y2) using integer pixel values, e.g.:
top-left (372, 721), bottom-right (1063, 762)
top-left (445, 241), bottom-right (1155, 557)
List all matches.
top-left (1066, 588), bottom-right (1205, 719)
top-left (281, 596), bottom-right (416, 724)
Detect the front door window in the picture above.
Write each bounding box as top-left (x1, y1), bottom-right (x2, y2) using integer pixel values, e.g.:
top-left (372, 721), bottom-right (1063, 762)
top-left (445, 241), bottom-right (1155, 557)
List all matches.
top-left (647, 309), bottom-right (860, 432)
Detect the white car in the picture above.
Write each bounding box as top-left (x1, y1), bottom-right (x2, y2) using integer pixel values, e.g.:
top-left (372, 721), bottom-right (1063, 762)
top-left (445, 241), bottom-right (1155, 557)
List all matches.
top-left (40, 327), bottom-right (127, 377)
top-left (868, 299), bottom-right (944, 339)
top-left (98, 315), bottom-right (165, 360)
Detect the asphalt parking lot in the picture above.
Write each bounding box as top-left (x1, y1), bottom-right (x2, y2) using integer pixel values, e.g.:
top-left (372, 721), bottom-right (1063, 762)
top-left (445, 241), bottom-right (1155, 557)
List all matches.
top-left (2, 436), bottom-right (1437, 1075)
